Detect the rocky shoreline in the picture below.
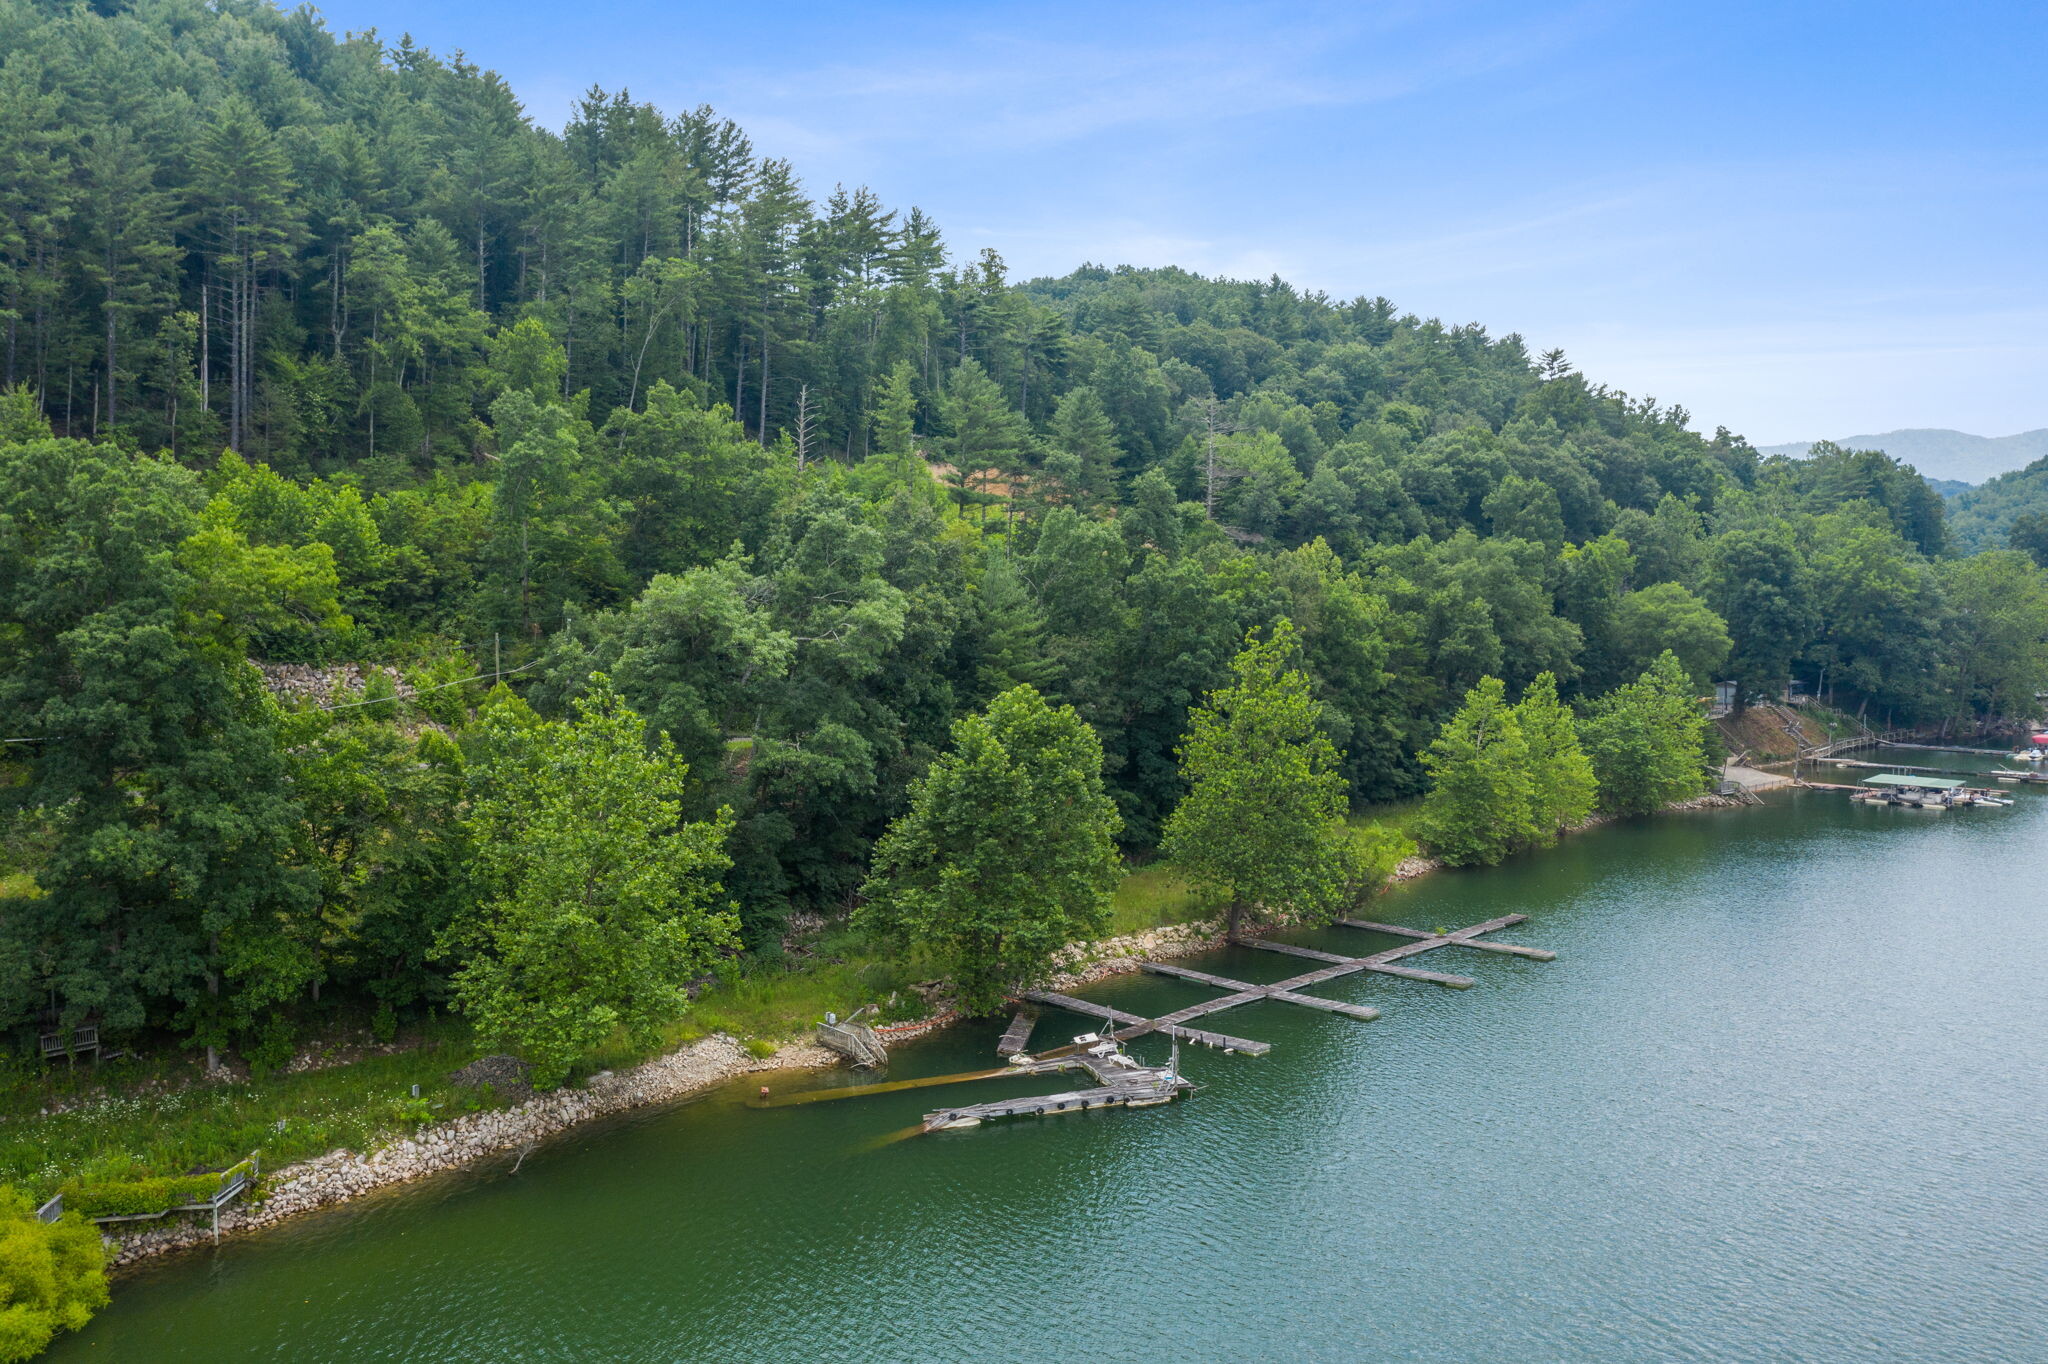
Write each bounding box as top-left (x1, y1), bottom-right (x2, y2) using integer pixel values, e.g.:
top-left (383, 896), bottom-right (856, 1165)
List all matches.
top-left (106, 1034), bottom-right (836, 1269)
top-left (107, 790), bottom-right (1746, 1270)
top-left (102, 919), bottom-right (1245, 1270)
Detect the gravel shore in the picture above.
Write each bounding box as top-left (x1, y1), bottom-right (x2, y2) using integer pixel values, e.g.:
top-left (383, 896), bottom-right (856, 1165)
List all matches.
top-left (107, 1034), bottom-right (835, 1269)
top-left (110, 793), bottom-right (1741, 1268)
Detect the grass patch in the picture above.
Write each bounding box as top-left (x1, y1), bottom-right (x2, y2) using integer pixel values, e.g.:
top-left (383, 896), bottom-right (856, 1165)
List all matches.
top-left (1107, 861), bottom-right (1222, 935)
top-left (0, 1027), bottom-right (501, 1200)
top-left (1351, 798), bottom-right (1425, 842)
top-left (687, 947), bottom-right (926, 1042)
top-left (0, 850), bottom-right (1328, 1196)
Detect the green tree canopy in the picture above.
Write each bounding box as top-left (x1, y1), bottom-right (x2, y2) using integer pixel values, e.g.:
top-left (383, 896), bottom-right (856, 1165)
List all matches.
top-left (1161, 621), bottom-right (1359, 935)
top-left (1579, 652), bottom-right (1711, 816)
top-left (1417, 676), bottom-right (1537, 867)
top-left (856, 685), bottom-right (1122, 1013)
top-left (452, 675), bottom-right (738, 1086)
top-left (1612, 582), bottom-right (1732, 688)
top-left (0, 1188), bottom-right (108, 1363)
top-left (0, 437), bottom-right (318, 1062)
top-left (1514, 671), bottom-right (1597, 839)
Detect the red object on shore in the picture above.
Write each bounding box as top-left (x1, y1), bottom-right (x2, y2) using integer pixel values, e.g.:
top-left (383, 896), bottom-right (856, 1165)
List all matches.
top-left (2032, 733), bottom-right (2048, 746)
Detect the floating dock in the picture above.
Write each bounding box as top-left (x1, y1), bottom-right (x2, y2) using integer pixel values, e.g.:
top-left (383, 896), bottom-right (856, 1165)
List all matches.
top-left (921, 1049), bottom-right (1190, 1131)
top-left (1848, 773), bottom-right (2013, 807)
top-left (778, 914), bottom-right (1558, 1136)
top-left (994, 1007), bottom-right (1038, 1058)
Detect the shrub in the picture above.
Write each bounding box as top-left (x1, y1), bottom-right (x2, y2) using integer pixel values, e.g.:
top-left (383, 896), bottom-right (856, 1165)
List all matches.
top-left (0, 1186), bottom-right (108, 1361)
top-left (57, 1173), bottom-right (223, 1220)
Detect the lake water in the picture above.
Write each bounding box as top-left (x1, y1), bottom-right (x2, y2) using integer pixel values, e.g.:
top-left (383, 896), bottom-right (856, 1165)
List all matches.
top-left (52, 767), bottom-right (2048, 1362)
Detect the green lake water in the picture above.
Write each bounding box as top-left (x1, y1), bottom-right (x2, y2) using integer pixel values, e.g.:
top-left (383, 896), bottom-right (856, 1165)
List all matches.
top-left (52, 768), bottom-right (2048, 1362)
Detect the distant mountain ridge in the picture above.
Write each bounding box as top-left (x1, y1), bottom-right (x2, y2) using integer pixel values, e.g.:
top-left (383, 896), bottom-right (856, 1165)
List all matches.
top-left (1760, 428), bottom-right (2048, 486)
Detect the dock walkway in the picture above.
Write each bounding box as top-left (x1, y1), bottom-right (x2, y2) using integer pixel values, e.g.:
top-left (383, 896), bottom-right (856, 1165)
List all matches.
top-left (1022, 913), bottom-right (1554, 1060)
top-left (921, 1051), bottom-right (1190, 1131)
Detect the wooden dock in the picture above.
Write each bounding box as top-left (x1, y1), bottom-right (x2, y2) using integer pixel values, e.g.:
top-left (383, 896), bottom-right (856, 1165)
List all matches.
top-left (1019, 991), bottom-right (1275, 1054)
top-left (1817, 759), bottom-right (1989, 777)
top-left (995, 1008), bottom-right (1038, 1058)
top-left (1020, 913), bottom-right (1553, 1060)
top-left (922, 1051), bottom-right (1191, 1131)
top-left (1138, 961), bottom-right (1384, 1020)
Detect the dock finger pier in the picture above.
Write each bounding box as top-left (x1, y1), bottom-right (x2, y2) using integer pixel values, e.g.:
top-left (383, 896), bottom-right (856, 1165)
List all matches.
top-left (903, 913), bottom-right (1556, 1133)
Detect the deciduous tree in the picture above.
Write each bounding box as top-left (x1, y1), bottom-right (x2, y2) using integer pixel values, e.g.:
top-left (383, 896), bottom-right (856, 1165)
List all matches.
top-left (1162, 622), bottom-right (1358, 935)
top-left (1579, 652), bottom-right (1710, 815)
top-left (857, 685), bottom-right (1121, 1013)
top-left (1514, 671), bottom-right (1597, 839)
top-left (452, 676), bottom-right (737, 1086)
top-left (1417, 676), bottom-right (1537, 866)
top-left (0, 1187), bottom-right (107, 1363)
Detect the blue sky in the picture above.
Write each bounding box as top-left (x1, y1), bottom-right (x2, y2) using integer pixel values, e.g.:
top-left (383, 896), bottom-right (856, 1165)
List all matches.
top-left (312, 0), bottom-right (2045, 445)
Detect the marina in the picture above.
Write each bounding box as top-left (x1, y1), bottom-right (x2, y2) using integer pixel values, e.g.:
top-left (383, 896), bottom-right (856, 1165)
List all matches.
top-left (1849, 773), bottom-right (2015, 808)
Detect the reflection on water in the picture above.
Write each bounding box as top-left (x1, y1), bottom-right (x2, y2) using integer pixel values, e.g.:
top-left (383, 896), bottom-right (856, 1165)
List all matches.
top-left (54, 777), bottom-right (2048, 1363)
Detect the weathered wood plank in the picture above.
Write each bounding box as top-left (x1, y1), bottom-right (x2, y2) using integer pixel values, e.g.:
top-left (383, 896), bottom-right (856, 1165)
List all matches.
top-left (1263, 989), bottom-right (1380, 1021)
top-left (1448, 938), bottom-right (1556, 961)
top-left (996, 1008), bottom-right (1039, 1057)
top-left (1123, 1023), bottom-right (1273, 1055)
top-left (1365, 962), bottom-right (1476, 988)
top-left (1447, 912), bottom-right (1531, 936)
top-left (1339, 913), bottom-right (1539, 958)
top-left (1267, 960), bottom-right (1374, 989)
top-left (1153, 989), bottom-right (1265, 1025)
top-left (1138, 961), bottom-right (1255, 991)
top-left (1336, 918), bottom-right (1439, 940)
top-left (1025, 990), bottom-right (1273, 1054)
top-left (1234, 939), bottom-right (1351, 964)
top-left (1018, 991), bottom-right (1148, 1026)
top-left (923, 1067), bottom-right (1194, 1129)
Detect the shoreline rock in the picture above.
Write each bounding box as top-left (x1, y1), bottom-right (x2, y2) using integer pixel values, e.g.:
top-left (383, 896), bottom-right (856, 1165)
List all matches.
top-left (105, 789), bottom-right (1742, 1270)
top-left (105, 1035), bottom-right (835, 1271)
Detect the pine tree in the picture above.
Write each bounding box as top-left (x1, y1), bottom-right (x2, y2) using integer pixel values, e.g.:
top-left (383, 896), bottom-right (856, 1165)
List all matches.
top-left (872, 358), bottom-right (920, 483)
top-left (192, 97), bottom-right (304, 450)
top-left (973, 549), bottom-right (1059, 698)
top-left (939, 357), bottom-right (1028, 523)
top-left (1049, 385), bottom-right (1121, 505)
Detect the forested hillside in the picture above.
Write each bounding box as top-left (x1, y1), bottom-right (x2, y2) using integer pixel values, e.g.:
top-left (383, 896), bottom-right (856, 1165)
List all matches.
top-left (1760, 428), bottom-right (2048, 485)
top-left (1947, 456), bottom-right (2048, 555)
top-left (4, 0), bottom-right (2048, 1068)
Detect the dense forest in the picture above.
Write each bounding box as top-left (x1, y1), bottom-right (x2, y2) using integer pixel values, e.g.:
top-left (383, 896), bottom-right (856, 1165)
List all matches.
top-left (4, 0), bottom-right (2047, 1072)
top-left (1947, 455), bottom-right (2048, 559)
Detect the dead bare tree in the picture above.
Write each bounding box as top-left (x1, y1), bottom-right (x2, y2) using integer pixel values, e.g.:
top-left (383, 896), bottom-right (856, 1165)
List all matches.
top-left (793, 383), bottom-right (815, 471)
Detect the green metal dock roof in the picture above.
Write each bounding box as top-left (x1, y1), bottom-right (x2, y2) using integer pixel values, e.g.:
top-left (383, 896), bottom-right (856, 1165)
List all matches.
top-left (1863, 773), bottom-right (1965, 789)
